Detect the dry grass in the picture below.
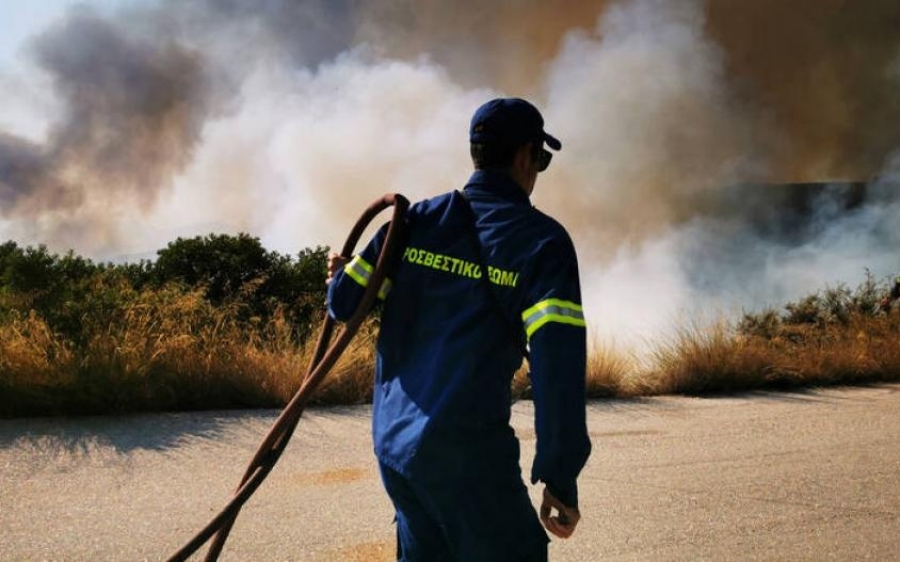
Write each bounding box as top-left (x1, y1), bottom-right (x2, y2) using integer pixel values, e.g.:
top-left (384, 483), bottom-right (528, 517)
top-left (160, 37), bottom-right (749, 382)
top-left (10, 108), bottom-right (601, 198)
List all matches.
top-left (0, 281), bottom-right (385, 416)
top-left (518, 312), bottom-right (900, 399)
top-left (0, 312), bottom-right (76, 413)
top-left (2, 286), bottom-right (899, 417)
top-left (585, 338), bottom-right (640, 397)
top-left (642, 313), bottom-right (900, 395)
top-left (0, 286), bottom-right (311, 416)
top-left (307, 319), bottom-right (379, 406)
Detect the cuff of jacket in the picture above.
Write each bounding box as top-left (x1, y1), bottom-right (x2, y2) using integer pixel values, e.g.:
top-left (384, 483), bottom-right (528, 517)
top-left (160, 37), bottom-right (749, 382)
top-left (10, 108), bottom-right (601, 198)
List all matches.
top-left (544, 478), bottom-right (578, 509)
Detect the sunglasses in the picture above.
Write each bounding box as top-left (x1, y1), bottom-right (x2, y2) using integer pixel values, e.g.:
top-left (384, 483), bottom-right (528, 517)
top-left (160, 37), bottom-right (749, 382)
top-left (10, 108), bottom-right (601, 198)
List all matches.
top-left (534, 147), bottom-right (552, 172)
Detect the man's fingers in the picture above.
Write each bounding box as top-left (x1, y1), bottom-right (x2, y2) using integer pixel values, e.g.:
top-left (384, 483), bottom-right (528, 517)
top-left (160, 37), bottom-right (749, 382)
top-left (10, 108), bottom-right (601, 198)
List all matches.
top-left (539, 504), bottom-right (551, 522)
top-left (540, 487), bottom-right (580, 539)
top-left (549, 507), bottom-right (580, 538)
top-left (545, 515), bottom-right (576, 539)
top-left (547, 518), bottom-right (574, 539)
top-left (326, 253), bottom-right (348, 285)
top-left (539, 497), bottom-right (555, 534)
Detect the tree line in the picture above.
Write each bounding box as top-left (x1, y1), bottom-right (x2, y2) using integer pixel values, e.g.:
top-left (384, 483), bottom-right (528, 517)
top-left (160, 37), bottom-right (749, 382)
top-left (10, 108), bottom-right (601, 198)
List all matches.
top-left (0, 234), bottom-right (330, 343)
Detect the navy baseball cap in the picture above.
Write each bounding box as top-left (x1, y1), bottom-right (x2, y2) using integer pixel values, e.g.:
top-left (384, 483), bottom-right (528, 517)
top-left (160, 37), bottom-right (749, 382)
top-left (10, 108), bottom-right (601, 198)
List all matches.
top-left (469, 98), bottom-right (562, 151)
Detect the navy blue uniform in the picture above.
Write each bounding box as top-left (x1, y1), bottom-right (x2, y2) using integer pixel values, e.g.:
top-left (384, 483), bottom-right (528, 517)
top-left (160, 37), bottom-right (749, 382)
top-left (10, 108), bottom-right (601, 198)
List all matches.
top-left (328, 170), bottom-right (591, 561)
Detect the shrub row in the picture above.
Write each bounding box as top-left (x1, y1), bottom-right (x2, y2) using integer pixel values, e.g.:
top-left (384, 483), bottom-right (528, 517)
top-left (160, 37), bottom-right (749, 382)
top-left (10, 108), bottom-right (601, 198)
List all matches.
top-left (0, 235), bottom-right (329, 344)
top-left (1, 236), bottom-right (898, 416)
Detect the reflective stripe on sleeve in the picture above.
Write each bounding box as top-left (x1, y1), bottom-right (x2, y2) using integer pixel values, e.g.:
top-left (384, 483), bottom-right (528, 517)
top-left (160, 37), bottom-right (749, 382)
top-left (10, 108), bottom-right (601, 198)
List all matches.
top-left (344, 255), bottom-right (372, 288)
top-left (521, 298), bottom-right (586, 340)
top-left (378, 277), bottom-right (392, 300)
top-left (344, 255), bottom-right (392, 300)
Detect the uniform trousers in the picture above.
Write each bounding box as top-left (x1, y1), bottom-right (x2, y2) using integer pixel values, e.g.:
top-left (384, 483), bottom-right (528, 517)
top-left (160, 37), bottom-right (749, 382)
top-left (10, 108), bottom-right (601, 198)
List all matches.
top-left (378, 438), bottom-right (548, 562)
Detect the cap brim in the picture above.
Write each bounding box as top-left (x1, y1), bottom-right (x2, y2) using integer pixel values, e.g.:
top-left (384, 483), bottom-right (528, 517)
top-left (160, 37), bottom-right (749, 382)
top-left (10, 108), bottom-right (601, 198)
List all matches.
top-left (544, 132), bottom-right (562, 151)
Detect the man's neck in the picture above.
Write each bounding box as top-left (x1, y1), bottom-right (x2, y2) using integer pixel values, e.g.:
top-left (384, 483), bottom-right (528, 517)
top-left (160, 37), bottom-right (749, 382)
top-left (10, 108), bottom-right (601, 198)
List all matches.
top-left (478, 167), bottom-right (531, 197)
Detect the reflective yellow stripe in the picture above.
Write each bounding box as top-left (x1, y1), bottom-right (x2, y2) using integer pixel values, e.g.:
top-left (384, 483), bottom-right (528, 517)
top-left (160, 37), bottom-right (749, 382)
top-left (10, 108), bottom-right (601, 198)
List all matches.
top-left (521, 298), bottom-right (585, 340)
top-left (345, 254), bottom-right (392, 300)
top-left (344, 255), bottom-right (372, 288)
top-left (378, 277), bottom-right (392, 300)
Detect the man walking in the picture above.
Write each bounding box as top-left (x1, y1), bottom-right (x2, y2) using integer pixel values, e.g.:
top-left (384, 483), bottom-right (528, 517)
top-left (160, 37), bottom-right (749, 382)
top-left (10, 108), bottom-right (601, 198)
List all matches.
top-left (327, 98), bottom-right (591, 561)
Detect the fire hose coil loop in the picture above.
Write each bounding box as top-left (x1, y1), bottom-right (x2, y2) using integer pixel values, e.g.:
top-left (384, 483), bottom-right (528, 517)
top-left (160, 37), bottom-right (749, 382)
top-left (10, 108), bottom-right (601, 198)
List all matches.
top-left (167, 193), bottom-right (409, 562)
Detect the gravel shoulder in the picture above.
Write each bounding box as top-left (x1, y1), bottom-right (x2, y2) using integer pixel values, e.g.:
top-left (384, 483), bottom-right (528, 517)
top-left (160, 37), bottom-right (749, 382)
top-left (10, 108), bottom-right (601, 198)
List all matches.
top-left (2, 384), bottom-right (899, 561)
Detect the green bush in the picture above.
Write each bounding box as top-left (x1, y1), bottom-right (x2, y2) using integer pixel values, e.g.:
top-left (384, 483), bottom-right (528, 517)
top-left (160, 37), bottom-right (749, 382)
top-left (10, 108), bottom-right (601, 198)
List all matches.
top-left (0, 235), bottom-right (329, 344)
top-left (0, 234), bottom-right (333, 416)
top-left (153, 234), bottom-right (328, 338)
top-left (738, 271), bottom-right (897, 340)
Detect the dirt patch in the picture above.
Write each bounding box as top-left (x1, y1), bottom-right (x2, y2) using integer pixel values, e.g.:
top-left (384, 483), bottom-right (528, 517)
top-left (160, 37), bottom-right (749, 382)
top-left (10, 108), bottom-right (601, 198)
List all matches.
top-left (332, 540), bottom-right (394, 562)
top-left (295, 467), bottom-right (371, 486)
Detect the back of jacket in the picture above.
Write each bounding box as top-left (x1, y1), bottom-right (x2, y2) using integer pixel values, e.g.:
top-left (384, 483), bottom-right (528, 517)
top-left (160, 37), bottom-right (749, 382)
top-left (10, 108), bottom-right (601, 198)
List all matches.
top-left (328, 170), bottom-right (591, 506)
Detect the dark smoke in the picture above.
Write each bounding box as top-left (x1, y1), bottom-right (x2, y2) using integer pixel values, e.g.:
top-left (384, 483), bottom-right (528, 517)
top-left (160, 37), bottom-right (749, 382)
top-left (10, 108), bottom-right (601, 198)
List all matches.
top-left (4, 0), bottom-right (900, 220)
top-left (0, 134), bottom-right (52, 207)
top-left (1, 7), bottom-right (217, 217)
top-left (359, 0), bottom-right (900, 181)
top-left (355, 0), bottom-right (610, 92)
top-left (168, 0), bottom-right (358, 69)
top-left (1, 0), bottom-right (899, 345)
top-left (707, 0), bottom-right (900, 179)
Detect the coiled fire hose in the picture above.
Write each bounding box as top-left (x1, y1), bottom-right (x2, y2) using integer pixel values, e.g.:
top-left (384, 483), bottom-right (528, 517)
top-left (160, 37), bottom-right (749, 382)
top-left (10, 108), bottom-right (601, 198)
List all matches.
top-left (167, 193), bottom-right (410, 562)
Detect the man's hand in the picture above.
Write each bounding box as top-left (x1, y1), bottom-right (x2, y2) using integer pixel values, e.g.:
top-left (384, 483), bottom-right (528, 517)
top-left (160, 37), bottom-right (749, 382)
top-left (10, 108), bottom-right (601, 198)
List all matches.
top-left (540, 487), bottom-right (581, 539)
top-left (326, 252), bottom-right (347, 285)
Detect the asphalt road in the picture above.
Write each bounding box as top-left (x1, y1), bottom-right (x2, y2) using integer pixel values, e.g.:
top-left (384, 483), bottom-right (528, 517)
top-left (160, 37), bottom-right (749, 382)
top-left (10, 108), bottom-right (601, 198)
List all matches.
top-left (1, 384), bottom-right (898, 561)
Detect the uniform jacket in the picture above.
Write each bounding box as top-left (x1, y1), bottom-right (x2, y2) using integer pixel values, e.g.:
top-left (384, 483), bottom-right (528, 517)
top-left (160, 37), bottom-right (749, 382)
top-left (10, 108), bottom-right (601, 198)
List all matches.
top-left (327, 169), bottom-right (591, 506)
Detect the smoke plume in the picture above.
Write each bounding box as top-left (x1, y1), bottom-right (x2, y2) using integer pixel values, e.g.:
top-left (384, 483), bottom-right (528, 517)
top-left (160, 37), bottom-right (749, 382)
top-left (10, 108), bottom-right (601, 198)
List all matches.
top-left (0, 6), bottom-right (220, 252)
top-left (1, 0), bottom-right (899, 345)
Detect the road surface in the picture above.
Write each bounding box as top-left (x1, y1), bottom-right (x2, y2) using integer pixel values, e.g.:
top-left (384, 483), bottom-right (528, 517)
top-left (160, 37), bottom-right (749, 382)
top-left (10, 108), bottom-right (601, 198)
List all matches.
top-left (1, 384), bottom-right (898, 560)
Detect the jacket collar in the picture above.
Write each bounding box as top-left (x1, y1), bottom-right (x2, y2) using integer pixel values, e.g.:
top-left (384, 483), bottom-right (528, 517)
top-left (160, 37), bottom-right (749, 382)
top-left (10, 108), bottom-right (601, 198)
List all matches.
top-left (463, 170), bottom-right (532, 207)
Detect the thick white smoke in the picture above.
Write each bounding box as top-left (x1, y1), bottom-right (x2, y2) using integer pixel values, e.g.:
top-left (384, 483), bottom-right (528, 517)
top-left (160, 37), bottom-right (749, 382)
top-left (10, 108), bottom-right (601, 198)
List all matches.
top-left (1, 0), bottom-right (898, 350)
top-left (543, 0), bottom-right (767, 238)
top-left (538, 0), bottom-right (897, 345)
top-left (149, 49), bottom-right (494, 255)
top-left (535, 0), bottom-right (771, 342)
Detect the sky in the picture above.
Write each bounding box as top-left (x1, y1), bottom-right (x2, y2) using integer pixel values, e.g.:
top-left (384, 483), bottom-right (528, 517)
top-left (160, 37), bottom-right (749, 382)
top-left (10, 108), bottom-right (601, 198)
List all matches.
top-left (1, 0), bottom-right (899, 348)
top-left (1, 2), bottom-right (87, 67)
top-left (0, 2), bottom-right (71, 136)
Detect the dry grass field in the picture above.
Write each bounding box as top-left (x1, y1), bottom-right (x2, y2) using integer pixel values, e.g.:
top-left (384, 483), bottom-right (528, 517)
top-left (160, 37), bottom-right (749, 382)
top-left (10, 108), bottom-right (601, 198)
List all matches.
top-left (2, 283), bottom-right (899, 417)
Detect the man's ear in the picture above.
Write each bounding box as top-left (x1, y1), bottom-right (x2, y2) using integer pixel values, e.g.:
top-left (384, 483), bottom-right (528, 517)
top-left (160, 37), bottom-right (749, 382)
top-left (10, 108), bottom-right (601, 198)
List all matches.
top-left (513, 142), bottom-right (533, 169)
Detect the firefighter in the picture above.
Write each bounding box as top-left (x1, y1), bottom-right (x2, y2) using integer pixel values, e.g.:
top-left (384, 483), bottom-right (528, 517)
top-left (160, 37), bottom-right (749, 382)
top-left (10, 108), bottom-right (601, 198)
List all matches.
top-left (327, 98), bottom-right (591, 561)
